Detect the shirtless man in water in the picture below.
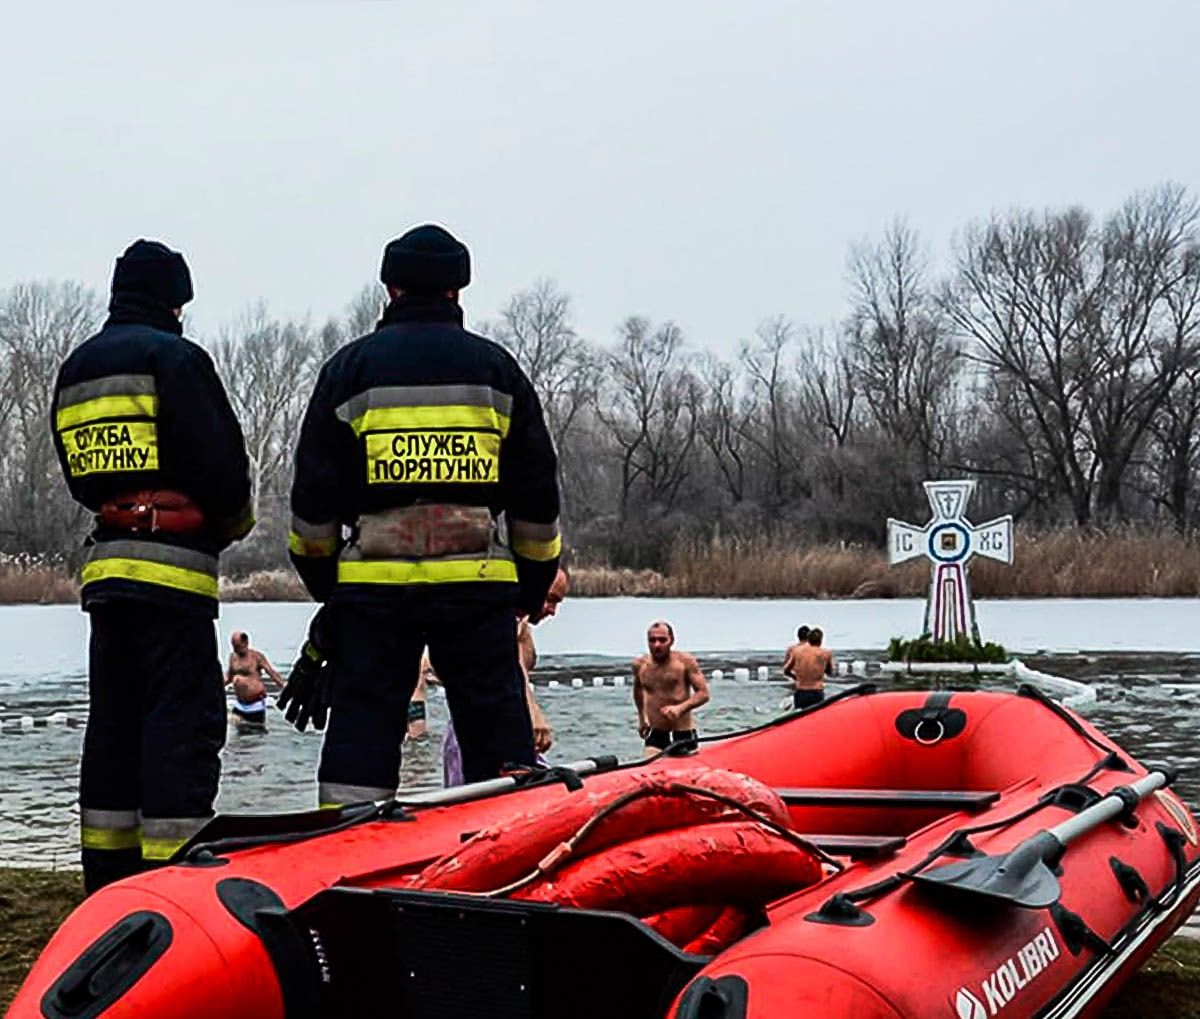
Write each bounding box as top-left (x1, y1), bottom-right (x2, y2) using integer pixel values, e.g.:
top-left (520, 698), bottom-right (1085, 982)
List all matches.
top-left (407, 655), bottom-right (435, 740)
top-left (633, 621), bottom-right (710, 757)
top-left (783, 626), bottom-right (833, 710)
top-left (225, 631), bottom-right (284, 729)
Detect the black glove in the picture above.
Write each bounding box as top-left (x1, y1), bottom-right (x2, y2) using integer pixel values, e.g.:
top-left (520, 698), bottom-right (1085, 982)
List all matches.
top-left (278, 608), bottom-right (335, 732)
top-left (278, 641), bottom-right (332, 732)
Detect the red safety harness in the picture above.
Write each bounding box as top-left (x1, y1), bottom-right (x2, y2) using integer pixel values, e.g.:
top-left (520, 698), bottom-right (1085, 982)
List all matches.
top-left (98, 490), bottom-right (206, 535)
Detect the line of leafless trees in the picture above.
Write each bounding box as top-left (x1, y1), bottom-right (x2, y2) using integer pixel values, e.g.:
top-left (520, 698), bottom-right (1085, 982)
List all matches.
top-left (1, 184), bottom-right (1198, 573)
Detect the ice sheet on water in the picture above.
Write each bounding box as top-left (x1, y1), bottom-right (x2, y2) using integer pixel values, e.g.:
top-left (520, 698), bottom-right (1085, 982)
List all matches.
top-left (2, 598), bottom-right (1199, 678)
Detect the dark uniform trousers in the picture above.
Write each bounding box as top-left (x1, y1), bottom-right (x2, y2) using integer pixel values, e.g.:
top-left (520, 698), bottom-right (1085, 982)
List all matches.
top-left (80, 603), bottom-right (226, 892)
top-left (317, 587), bottom-right (535, 805)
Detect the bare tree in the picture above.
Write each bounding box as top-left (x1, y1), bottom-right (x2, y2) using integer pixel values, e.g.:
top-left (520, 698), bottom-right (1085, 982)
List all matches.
top-left (948, 190), bottom-right (1200, 524)
top-left (1085, 185), bottom-right (1200, 518)
top-left (595, 317), bottom-right (699, 520)
top-left (313, 284), bottom-right (384, 364)
top-left (344, 284), bottom-right (384, 338)
top-left (740, 316), bottom-right (804, 511)
top-left (697, 353), bottom-right (752, 504)
top-left (796, 328), bottom-right (858, 502)
top-left (211, 304), bottom-right (318, 520)
top-left (481, 280), bottom-right (597, 453)
top-left (1, 184), bottom-right (1198, 574)
top-left (946, 208), bottom-right (1103, 524)
top-left (847, 220), bottom-right (960, 479)
top-left (0, 282), bottom-right (103, 551)
top-left (1147, 366), bottom-right (1200, 531)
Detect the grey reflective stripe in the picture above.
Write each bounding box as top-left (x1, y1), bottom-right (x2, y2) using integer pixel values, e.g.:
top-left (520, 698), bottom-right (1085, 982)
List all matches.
top-left (319, 782), bottom-right (394, 805)
top-left (81, 808), bottom-right (139, 830)
top-left (335, 384), bottom-right (514, 424)
top-left (58, 373), bottom-right (157, 408)
top-left (340, 545), bottom-right (515, 564)
top-left (291, 515), bottom-right (338, 539)
top-left (87, 539), bottom-right (218, 576)
top-left (509, 518), bottom-right (560, 541)
top-left (141, 816), bottom-right (209, 841)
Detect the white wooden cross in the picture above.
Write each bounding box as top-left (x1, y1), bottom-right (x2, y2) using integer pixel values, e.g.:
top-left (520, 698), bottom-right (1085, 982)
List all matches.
top-left (887, 480), bottom-right (1013, 642)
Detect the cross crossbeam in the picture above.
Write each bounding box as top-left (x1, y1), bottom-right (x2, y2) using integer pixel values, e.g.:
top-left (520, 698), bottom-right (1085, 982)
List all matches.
top-left (887, 481), bottom-right (1013, 642)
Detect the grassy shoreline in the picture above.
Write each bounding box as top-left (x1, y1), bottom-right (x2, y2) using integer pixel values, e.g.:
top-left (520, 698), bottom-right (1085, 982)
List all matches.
top-left (0, 867), bottom-right (1196, 1015)
top-left (4, 530), bottom-right (1200, 603)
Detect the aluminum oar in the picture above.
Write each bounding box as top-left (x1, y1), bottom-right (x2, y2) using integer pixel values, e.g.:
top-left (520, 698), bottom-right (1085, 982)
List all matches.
top-left (911, 771), bottom-right (1171, 909)
top-left (395, 755), bottom-right (620, 807)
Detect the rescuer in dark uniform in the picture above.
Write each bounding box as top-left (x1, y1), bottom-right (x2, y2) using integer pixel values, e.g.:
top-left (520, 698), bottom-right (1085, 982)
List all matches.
top-left (50, 240), bottom-right (254, 893)
top-left (285, 224), bottom-right (561, 804)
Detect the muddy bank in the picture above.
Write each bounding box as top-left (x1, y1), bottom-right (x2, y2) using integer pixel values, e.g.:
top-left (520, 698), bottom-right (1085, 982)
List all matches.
top-left (0, 867), bottom-right (1197, 1015)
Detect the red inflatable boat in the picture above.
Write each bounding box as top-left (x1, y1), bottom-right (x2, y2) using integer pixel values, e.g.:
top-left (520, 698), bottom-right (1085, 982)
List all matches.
top-left (9, 685), bottom-right (1200, 1018)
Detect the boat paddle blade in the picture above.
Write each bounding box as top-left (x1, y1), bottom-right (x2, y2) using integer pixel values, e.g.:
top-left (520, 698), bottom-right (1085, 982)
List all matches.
top-left (911, 831), bottom-right (1064, 910)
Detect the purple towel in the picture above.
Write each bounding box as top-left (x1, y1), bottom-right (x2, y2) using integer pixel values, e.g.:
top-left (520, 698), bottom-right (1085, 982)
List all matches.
top-left (442, 721), bottom-right (465, 787)
top-left (441, 719), bottom-right (547, 788)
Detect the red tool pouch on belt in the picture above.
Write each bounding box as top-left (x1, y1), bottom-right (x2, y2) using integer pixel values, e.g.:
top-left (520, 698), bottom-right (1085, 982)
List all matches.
top-left (98, 490), bottom-right (206, 535)
top-left (357, 504), bottom-right (494, 557)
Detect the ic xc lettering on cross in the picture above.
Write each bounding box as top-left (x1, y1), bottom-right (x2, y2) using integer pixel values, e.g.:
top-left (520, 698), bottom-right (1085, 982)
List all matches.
top-left (887, 480), bottom-right (1013, 642)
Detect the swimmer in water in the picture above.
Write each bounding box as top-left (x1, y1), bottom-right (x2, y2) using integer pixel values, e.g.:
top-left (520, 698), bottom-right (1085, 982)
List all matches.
top-left (225, 631), bottom-right (284, 730)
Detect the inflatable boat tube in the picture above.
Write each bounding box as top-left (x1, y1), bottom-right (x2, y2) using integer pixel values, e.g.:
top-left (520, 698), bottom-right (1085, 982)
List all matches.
top-left (514, 820), bottom-right (824, 915)
top-left (417, 764), bottom-right (788, 892)
top-left (683, 906), bottom-right (753, 955)
top-left (643, 905), bottom-right (725, 946)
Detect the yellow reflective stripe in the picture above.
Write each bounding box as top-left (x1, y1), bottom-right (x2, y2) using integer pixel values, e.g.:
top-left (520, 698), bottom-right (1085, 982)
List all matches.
top-left (140, 836), bottom-right (189, 861)
top-left (81, 825), bottom-right (142, 851)
top-left (338, 557), bottom-right (518, 585)
top-left (56, 393), bottom-right (158, 430)
top-left (350, 404), bottom-right (511, 439)
top-left (512, 533), bottom-right (562, 562)
top-left (82, 558), bottom-right (219, 599)
top-left (319, 803), bottom-right (343, 810)
top-left (289, 531), bottom-right (337, 557)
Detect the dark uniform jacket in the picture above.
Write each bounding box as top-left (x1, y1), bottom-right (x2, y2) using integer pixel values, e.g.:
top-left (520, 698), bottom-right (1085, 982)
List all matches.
top-left (289, 295), bottom-right (561, 614)
top-left (50, 295), bottom-right (254, 617)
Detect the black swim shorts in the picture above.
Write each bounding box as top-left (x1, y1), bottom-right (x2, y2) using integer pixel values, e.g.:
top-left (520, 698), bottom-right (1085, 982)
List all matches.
top-left (644, 727), bottom-right (699, 751)
top-left (792, 689), bottom-right (824, 710)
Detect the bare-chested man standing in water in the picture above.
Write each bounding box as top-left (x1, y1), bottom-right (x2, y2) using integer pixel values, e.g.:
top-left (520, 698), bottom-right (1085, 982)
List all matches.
top-left (407, 654), bottom-right (436, 740)
top-left (633, 621), bottom-right (710, 757)
top-left (225, 631), bottom-right (284, 730)
top-left (783, 626), bottom-right (833, 711)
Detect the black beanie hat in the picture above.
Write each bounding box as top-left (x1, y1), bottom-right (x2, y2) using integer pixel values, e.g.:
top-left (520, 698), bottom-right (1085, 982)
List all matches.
top-left (380, 224), bottom-right (471, 293)
top-left (111, 239), bottom-right (194, 307)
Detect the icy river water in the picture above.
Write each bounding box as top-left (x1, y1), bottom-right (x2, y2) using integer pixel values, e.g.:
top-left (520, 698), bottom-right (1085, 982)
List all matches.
top-left (2, 597), bottom-right (1199, 871)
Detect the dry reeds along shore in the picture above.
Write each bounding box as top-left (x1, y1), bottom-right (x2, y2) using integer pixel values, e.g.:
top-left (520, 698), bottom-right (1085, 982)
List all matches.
top-left (575, 528), bottom-right (1200, 598)
top-left (3, 529), bottom-right (1200, 602)
top-left (0, 554), bottom-right (78, 604)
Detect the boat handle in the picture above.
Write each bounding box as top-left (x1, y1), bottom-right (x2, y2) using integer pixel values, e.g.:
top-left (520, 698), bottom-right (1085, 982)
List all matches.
top-left (914, 718), bottom-right (946, 746)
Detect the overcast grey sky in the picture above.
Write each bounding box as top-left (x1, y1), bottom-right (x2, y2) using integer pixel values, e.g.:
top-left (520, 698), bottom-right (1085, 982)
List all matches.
top-left (1, 1), bottom-right (1195, 352)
